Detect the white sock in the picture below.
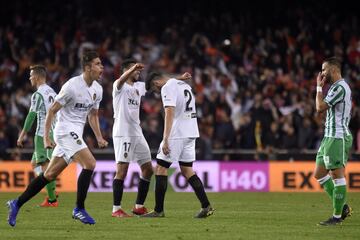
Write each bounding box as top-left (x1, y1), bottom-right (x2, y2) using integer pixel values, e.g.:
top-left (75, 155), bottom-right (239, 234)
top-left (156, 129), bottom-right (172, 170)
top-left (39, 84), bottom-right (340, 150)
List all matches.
top-left (113, 205), bottom-right (121, 213)
top-left (333, 214), bottom-right (341, 219)
top-left (135, 204), bottom-right (144, 209)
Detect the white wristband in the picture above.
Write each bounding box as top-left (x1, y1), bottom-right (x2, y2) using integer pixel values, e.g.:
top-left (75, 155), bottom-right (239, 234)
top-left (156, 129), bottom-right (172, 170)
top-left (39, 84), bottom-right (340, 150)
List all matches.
top-left (316, 86), bottom-right (322, 92)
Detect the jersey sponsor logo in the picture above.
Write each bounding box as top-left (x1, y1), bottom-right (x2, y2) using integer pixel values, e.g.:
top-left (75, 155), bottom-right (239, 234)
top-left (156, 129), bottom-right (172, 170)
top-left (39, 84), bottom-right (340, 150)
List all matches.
top-left (74, 103), bottom-right (93, 111)
top-left (128, 98), bottom-right (139, 106)
top-left (124, 152), bottom-right (128, 158)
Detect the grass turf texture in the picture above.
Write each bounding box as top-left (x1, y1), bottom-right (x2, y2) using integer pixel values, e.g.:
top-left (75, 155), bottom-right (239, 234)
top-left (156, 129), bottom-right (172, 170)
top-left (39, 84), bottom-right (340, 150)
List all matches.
top-left (1, 192), bottom-right (359, 240)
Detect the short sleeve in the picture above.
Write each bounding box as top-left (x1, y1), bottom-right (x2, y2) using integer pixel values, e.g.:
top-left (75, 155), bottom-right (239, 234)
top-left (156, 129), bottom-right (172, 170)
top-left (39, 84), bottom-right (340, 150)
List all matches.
top-left (93, 86), bottom-right (103, 110)
top-left (161, 81), bottom-right (177, 107)
top-left (112, 80), bottom-right (124, 97)
top-left (324, 85), bottom-right (345, 107)
top-left (29, 92), bottom-right (41, 112)
top-left (55, 82), bottom-right (73, 106)
top-left (137, 82), bottom-right (146, 97)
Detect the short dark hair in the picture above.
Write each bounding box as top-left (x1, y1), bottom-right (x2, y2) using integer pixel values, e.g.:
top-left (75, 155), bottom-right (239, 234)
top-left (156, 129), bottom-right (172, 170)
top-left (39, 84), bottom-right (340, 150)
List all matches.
top-left (121, 59), bottom-right (137, 73)
top-left (30, 65), bottom-right (47, 79)
top-left (81, 50), bottom-right (99, 69)
top-left (323, 57), bottom-right (341, 72)
top-left (145, 71), bottom-right (163, 91)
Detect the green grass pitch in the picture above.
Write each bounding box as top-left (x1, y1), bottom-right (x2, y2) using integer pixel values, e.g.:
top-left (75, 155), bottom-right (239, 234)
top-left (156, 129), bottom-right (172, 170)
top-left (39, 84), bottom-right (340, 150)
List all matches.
top-left (1, 192), bottom-right (359, 240)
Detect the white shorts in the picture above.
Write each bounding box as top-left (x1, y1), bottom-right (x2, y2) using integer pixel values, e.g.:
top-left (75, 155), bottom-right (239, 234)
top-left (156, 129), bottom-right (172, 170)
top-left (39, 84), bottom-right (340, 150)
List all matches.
top-left (156, 138), bottom-right (196, 163)
top-left (113, 136), bottom-right (151, 166)
top-left (52, 132), bottom-right (87, 164)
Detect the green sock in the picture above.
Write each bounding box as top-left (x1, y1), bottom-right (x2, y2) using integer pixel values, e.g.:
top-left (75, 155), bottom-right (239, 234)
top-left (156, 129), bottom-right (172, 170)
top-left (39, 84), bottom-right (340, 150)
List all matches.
top-left (45, 180), bottom-right (57, 202)
top-left (333, 182), bottom-right (346, 216)
top-left (322, 178), bottom-right (334, 200)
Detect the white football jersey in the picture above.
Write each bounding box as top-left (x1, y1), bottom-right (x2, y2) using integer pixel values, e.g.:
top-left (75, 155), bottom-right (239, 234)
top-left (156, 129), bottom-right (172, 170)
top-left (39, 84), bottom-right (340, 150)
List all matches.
top-left (161, 78), bottom-right (199, 139)
top-left (112, 81), bottom-right (146, 137)
top-left (54, 74), bottom-right (103, 135)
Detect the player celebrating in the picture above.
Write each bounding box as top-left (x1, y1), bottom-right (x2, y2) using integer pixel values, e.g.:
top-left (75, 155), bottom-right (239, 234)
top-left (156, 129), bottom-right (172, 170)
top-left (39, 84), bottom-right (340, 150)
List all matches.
top-left (17, 65), bottom-right (58, 207)
top-left (314, 57), bottom-right (353, 226)
top-left (141, 71), bottom-right (214, 218)
top-left (111, 59), bottom-right (153, 217)
top-left (7, 50), bottom-right (108, 226)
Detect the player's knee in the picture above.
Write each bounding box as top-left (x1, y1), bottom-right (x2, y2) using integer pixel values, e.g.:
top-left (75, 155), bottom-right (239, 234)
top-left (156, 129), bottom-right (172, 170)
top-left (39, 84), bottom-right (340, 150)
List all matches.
top-left (314, 170), bottom-right (328, 180)
top-left (43, 170), bottom-right (56, 181)
top-left (142, 166), bottom-right (153, 179)
top-left (85, 160), bottom-right (96, 170)
top-left (155, 160), bottom-right (170, 175)
top-left (115, 170), bottom-right (127, 180)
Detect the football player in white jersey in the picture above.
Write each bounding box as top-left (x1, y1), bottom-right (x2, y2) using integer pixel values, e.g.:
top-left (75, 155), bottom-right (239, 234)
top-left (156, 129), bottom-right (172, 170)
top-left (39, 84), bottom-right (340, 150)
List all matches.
top-left (314, 57), bottom-right (353, 226)
top-left (7, 51), bottom-right (108, 226)
top-left (17, 65), bottom-right (58, 207)
top-left (111, 59), bottom-right (153, 217)
top-left (141, 71), bottom-right (214, 218)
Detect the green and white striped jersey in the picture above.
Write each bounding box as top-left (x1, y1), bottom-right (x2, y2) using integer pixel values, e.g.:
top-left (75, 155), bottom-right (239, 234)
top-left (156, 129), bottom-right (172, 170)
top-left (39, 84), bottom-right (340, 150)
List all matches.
top-left (30, 84), bottom-right (57, 137)
top-left (323, 79), bottom-right (352, 138)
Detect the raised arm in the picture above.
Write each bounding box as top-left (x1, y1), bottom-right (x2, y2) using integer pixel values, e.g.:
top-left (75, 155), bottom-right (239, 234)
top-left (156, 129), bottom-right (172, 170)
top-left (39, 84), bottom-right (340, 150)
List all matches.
top-left (115, 63), bottom-right (144, 90)
top-left (88, 108), bottom-right (108, 148)
top-left (316, 72), bottom-right (329, 113)
top-left (176, 72), bottom-right (192, 81)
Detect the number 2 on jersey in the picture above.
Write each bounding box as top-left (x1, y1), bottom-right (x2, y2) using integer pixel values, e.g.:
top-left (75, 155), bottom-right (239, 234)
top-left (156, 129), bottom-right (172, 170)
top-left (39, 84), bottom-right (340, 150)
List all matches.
top-left (184, 89), bottom-right (193, 112)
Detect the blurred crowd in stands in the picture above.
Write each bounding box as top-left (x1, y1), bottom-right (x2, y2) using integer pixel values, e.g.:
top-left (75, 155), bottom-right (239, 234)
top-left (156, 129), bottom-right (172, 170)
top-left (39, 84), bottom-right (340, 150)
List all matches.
top-left (0, 1), bottom-right (359, 160)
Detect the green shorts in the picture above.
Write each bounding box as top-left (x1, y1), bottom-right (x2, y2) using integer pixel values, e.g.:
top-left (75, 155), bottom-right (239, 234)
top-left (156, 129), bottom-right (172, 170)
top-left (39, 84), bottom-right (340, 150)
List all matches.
top-left (316, 135), bottom-right (353, 170)
top-left (31, 135), bottom-right (53, 164)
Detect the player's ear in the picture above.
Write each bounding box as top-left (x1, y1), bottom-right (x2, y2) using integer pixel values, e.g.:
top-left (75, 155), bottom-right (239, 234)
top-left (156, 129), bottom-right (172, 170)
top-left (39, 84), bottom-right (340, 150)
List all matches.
top-left (84, 64), bottom-right (91, 72)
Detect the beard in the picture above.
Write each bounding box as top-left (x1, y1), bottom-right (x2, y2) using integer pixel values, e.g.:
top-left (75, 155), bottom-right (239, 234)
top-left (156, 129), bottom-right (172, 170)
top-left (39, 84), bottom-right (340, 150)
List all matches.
top-left (325, 73), bottom-right (332, 83)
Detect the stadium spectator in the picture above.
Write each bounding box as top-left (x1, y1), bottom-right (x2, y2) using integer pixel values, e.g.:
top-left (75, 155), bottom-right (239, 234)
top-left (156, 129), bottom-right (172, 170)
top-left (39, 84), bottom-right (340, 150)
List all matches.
top-left (0, 1), bottom-right (359, 160)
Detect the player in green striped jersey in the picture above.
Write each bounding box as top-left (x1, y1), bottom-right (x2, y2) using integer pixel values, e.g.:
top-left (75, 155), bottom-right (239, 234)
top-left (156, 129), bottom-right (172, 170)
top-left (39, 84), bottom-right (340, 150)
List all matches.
top-left (314, 57), bottom-right (353, 226)
top-left (17, 65), bottom-right (58, 207)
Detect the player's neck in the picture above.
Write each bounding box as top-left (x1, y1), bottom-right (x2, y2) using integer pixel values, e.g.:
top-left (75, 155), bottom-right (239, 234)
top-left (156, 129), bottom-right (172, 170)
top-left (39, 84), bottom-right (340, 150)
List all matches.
top-left (35, 81), bottom-right (45, 89)
top-left (126, 79), bottom-right (135, 86)
top-left (331, 74), bottom-right (342, 84)
top-left (83, 73), bottom-right (94, 86)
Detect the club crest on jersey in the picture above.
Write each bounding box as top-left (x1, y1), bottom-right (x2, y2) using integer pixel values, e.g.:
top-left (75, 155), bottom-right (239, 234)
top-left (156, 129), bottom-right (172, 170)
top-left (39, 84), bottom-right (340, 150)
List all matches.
top-left (76, 139), bottom-right (82, 145)
top-left (93, 93), bottom-right (96, 101)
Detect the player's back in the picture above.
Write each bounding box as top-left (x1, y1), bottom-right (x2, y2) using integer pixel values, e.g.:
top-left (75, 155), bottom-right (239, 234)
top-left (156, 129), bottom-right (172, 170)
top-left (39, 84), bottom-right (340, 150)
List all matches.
top-left (324, 79), bottom-right (352, 138)
top-left (32, 84), bottom-right (57, 136)
top-left (161, 78), bottom-right (199, 139)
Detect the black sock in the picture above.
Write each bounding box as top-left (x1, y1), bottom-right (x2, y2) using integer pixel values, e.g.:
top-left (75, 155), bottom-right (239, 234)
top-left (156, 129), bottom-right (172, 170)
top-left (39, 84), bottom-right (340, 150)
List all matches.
top-left (154, 175), bottom-right (167, 213)
top-left (136, 178), bottom-right (150, 205)
top-left (17, 174), bottom-right (49, 208)
top-left (113, 179), bottom-right (124, 206)
top-left (188, 174), bottom-right (210, 208)
top-left (76, 169), bottom-right (93, 209)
